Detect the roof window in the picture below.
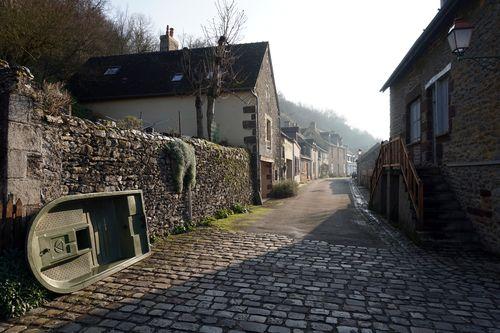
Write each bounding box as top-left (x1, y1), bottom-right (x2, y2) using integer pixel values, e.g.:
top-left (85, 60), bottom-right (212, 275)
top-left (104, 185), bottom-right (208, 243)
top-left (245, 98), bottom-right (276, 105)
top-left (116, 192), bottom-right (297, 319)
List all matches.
top-left (104, 66), bottom-right (120, 75)
top-left (171, 73), bottom-right (183, 82)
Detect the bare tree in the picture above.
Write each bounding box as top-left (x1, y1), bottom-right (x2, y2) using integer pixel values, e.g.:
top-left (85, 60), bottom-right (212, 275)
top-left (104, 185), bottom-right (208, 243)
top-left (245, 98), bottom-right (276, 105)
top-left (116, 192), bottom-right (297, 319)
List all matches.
top-left (179, 33), bottom-right (210, 49)
top-left (0, 0), bottom-right (123, 81)
top-left (181, 47), bottom-right (209, 138)
top-left (202, 0), bottom-right (247, 141)
top-left (0, 0), bottom-right (157, 82)
top-left (113, 11), bottom-right (157, 54)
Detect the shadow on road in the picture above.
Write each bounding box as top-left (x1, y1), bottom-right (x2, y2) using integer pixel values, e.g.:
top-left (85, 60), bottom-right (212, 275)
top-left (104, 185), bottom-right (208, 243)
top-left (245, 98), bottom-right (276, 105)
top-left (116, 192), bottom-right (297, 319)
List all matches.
top-left (6, 229), bottom-right (500, 332)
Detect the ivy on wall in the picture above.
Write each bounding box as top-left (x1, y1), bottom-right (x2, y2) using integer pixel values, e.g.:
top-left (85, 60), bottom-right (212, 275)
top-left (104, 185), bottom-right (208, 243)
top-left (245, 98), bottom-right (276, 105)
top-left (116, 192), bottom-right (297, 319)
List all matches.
top-left (164, 139), bottom-right (196, 193)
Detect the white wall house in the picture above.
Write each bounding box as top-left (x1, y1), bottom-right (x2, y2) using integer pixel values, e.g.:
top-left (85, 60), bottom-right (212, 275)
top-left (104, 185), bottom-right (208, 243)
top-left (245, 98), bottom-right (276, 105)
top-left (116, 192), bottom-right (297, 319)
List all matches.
top-left (69, 32), bottom-right (282, 199)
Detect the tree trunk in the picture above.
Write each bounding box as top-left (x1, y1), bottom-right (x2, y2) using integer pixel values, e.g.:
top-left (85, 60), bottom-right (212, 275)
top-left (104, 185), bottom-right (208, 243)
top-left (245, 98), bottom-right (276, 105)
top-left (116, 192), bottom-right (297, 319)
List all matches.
top-left (195, 92), bottom-right (204, 138)
top-left (206, 95), bottom-right (215, 141)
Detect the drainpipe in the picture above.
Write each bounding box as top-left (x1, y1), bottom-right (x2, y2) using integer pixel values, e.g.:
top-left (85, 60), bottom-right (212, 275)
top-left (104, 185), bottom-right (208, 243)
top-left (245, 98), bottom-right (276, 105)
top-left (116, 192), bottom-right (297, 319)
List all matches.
top-left (250, 89), bottom-right (262, 205)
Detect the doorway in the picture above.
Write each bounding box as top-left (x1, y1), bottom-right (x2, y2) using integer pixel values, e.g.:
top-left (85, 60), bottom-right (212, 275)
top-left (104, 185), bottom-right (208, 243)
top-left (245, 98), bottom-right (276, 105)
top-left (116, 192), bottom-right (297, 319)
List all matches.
top-left (260, 161), bottom-right (273, 198)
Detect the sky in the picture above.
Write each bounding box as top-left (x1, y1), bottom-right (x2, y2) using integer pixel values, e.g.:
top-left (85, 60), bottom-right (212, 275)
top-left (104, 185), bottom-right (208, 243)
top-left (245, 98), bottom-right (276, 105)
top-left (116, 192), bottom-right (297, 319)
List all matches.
top-left (109, 0), bottom-right (441, 139)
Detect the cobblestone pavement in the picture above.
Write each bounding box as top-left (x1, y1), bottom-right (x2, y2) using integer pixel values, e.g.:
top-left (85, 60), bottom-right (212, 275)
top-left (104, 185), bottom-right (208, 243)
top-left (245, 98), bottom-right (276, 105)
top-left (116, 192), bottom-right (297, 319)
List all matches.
top-left (2, 184), bottom-right (500, 332)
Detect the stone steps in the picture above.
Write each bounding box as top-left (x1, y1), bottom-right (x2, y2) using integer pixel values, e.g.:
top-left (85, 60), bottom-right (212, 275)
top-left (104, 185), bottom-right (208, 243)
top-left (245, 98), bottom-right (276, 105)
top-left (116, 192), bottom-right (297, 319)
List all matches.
top-left (416, 167), bottom-right (476, 246)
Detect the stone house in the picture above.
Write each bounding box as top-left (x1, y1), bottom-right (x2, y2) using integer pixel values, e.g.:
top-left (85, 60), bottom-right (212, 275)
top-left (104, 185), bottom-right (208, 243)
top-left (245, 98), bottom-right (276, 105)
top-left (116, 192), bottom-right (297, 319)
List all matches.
top-left (346, 151), bottom-right (357, 176)
top-left (69, 30), bottom-right (282, 199)
top-left (301, 122), bottom-right (347, 177)
top-left (281, 131), bottom-right (301, 183)
top-left (318, 146), bottom-right (330, 178)
top-left (375, 0), bottom-right (499, 253)
top-left (320, 131), bottom-right (347, 177)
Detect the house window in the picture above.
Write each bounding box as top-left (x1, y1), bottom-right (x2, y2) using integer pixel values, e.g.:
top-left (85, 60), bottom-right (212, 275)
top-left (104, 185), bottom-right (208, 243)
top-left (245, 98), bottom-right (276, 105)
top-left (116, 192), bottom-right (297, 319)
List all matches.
top-left (171, 73), bottom-right (183, 82)
top-left (104, 66), bottom-right (120, 75)
top-left (433, 76), bottom-right (449, 136)
top-left (408, 98), bottom-right (421, 143)
top-left (266, 118), bottom-right (272, 149)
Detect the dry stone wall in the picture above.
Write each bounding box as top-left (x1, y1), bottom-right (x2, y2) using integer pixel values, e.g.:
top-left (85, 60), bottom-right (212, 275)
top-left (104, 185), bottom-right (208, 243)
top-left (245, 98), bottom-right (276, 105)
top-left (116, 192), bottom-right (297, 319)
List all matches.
top-left (1, 64), bottom-right (253, 239)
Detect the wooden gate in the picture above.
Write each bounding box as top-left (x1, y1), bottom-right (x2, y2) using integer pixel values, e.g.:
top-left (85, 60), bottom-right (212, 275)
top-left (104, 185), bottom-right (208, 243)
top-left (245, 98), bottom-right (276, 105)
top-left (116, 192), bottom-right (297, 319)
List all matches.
top-left (0, 196), bottom-right (27, 254)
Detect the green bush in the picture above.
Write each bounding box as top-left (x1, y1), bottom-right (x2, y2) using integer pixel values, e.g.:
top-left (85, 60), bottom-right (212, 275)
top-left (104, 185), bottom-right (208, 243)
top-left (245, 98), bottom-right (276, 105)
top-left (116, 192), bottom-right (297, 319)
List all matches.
top-left (164, 139), bottom-right (197, 193)
top-left (215, 208), bottom-right (234, 219)
top-left (231, 203), bottom-right (249, 214)
top-left (200, 216), bottom-right (217, 226)
top-left (0, 250), bottom-right (50, 319)
top-left (270, 180), bottom-right (299, 198)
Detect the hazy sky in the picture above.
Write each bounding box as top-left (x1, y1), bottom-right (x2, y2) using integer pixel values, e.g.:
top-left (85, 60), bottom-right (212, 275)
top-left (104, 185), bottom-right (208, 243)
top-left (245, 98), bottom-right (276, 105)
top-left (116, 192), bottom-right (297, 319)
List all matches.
top-left (109, 0), bottom-right (441, 139)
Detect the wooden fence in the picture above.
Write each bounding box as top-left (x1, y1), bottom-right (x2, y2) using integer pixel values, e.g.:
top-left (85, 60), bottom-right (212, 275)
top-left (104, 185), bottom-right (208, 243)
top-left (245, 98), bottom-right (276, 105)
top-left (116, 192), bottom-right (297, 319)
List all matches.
top-left (0, 196), bottom-right (27, 254)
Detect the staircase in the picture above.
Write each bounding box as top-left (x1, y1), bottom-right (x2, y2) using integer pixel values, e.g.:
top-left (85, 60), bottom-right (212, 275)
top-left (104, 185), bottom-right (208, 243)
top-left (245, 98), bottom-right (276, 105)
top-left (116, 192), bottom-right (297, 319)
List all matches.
top-left (416, 167), bottom-right (477, 245)
top-left (370, 137), bottom-right (476, 247)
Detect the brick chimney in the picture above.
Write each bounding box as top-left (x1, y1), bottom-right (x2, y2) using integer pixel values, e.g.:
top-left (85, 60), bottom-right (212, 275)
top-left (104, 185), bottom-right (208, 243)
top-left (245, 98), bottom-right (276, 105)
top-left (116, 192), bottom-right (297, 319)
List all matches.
top-left (160, 25), bottom-right (179, 52)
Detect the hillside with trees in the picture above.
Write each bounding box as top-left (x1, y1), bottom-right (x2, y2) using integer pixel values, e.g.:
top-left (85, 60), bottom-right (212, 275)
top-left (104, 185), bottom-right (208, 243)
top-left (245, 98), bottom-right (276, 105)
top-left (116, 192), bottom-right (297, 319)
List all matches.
top-left (279, 94), bottom-right (379, 152)
top-left (0, 0), bottom-right (157, 82)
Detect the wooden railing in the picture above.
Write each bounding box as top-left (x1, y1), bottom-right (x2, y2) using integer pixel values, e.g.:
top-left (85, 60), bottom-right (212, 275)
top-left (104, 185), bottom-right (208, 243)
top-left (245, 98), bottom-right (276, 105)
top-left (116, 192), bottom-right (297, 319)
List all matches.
top-left (370, 137), bottom-right (424, 223)
top-left (0, 196), bottom-right (27, 254)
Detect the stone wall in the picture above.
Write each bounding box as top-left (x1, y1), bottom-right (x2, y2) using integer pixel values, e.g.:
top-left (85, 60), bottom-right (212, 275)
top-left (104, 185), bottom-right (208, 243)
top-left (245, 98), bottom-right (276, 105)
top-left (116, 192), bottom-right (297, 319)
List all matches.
top-left (357, 143), bottom-right (381, 188)
top-left (0, 64), bottom-right (253, 239)
top-left (387, 0), bottom-right (500, 253)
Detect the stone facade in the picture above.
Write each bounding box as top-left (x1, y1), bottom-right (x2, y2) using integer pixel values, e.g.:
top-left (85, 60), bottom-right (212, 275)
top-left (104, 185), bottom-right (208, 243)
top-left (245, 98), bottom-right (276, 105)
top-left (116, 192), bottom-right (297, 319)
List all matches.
top-left (255, 48), bottom-right (283, 190)
top-left (357, 143), bottom-right (381, 188)
top-left (386, 0), bottom-right (500, 252)
top-left (0, 65), bottom-right (253, 239)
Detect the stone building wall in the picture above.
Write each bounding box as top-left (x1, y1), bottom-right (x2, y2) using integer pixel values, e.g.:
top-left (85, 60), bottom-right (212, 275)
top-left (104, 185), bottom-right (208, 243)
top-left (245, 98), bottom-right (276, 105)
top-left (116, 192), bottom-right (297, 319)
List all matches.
top-left (256, 47), bottom-right (282, 180)
top-left (357, 143), bottom-right (381, 189)
top-left (387, 0), bottom-right (500, 253)
top-left (0, 65), bottom-right (253, 239)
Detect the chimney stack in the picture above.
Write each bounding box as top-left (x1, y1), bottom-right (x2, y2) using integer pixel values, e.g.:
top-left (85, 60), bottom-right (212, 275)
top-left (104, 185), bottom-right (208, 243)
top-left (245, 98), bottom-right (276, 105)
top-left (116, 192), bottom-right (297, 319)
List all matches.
top-left (160, 25), bottom-right (179, 52)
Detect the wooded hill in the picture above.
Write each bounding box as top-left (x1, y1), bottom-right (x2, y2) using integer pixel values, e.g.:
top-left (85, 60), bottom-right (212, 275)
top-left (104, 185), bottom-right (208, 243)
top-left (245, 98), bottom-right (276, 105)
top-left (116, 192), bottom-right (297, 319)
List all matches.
top-left (278, 94), bottom-right (379, 152)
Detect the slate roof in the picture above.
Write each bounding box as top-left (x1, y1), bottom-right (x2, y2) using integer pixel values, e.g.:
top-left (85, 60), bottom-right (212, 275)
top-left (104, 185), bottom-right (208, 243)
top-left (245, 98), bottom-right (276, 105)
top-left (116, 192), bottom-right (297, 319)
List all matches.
top-left (380, 0), bottom-right (461, 91)
top-left (68, 42), bottom-right (269, 102)
top-left (300, 127), bottom-right (333, 151)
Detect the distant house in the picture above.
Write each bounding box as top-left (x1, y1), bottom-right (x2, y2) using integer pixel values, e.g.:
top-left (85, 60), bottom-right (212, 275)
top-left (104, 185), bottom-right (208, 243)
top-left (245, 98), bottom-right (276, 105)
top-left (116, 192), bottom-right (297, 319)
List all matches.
top-left (281, 132), bottom-right (301, 183)
top-left (346, 151), bottom-right (357, 176)
top-left (375, 0), bottom-right (499, 252)
top-left (301, 122), bottom-right (347, 177)
top-left (282, 126), bottom-right (317, 182)
top-left (69, 29), bottom-right (282, 199)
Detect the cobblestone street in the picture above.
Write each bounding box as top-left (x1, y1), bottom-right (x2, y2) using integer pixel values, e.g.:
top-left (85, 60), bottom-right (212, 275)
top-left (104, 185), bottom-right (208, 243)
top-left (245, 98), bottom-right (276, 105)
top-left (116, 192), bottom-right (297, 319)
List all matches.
top-left (2, 180), bottom-right (500, 333)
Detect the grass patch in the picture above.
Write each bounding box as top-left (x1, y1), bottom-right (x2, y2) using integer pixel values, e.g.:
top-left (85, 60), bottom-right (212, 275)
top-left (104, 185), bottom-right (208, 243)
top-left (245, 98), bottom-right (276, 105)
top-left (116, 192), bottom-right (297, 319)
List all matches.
top-left (210, 205), bottom-right (270, 231)
top-left (0, 250), bottom-right (50, 319)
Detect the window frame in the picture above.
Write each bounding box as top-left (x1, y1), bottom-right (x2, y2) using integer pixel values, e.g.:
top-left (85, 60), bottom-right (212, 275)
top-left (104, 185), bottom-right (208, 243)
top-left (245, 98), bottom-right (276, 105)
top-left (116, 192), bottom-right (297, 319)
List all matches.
top-left (265, 117), bottom-right (272, 150)
top-left (104, 66), bottom-right (120, 75)
top-left (433, 76), bottom-right (450, 136)
top-left (408, 98), bottom-right (421, 144)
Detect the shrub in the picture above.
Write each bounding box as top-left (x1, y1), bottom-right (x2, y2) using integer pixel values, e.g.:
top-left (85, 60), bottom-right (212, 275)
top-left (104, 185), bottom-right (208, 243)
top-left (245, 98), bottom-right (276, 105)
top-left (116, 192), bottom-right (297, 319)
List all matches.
top-left (215, 208), bottom-right (233, 219)
top-left (0, 250), bottom-right (50, 319)
top-left (270, 180), bottom-right (299, 198)
top-left (33, 81), bottom-right (72, 116)
top-left (172, 221), bottom-right (195, 235)
top-left (164, 139), bottom-right (197, 193)
top-left (200, 216), bottom-right (217, 226)
top-left (232, 203), bottom-right (249, 214)
top-left (117, 116), bottom-right (143, 130)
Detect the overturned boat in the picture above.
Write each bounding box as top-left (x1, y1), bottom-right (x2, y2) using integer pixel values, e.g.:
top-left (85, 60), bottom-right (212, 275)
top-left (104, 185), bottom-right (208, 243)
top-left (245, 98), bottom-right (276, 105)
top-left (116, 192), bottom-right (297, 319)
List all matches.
top-left (27, 190), bottom-right (151, 293)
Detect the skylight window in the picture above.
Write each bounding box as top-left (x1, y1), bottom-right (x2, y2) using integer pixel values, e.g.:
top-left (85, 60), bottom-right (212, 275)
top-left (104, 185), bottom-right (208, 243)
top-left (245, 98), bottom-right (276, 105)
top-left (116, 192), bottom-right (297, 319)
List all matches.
top-left (104, 66), bottom-right (120, 75)
top-left (171, 73), bottom-right (183, 82)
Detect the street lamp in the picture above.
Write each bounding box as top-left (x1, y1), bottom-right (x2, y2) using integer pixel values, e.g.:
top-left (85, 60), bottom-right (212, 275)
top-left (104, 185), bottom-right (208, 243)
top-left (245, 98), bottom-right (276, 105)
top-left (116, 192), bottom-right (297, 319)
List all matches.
top-left (447, 18), bottom-right (473, 57)
top-left (447, 18), bottom-right (500, 62)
